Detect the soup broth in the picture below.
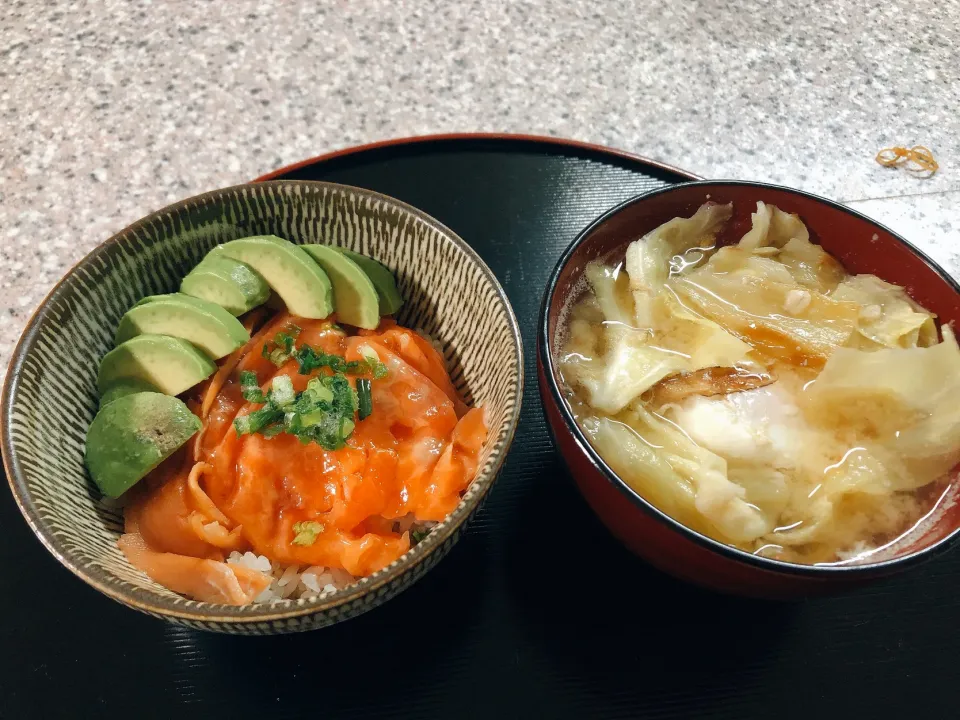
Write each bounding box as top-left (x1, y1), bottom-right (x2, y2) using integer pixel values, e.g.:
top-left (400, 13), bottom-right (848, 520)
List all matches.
top-left (558, 202), bottom-right (959, 565)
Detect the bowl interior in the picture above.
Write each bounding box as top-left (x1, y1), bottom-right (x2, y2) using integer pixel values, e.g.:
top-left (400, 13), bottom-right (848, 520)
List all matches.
top-left (544, 180), bottom-right (960, 570)
top-left (3, 180), bottom-right (522, 626)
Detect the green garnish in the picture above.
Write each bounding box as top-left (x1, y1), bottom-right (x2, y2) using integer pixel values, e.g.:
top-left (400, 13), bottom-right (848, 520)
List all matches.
top-left (261, 424), bottom-right (284, 438)
top-left (358, 345), bottom-right (389, 379)
top-left (262, 324), bottom-right (301, 367)
top-left (302, 376), bottom-right (334, 405)
top-left (294, 344), bottom-right (388, 379)
top-left (232, 364), bottom-right (364, 450)
top-left (239, 370), bottom-right (266, 403)
top-left (294, 345), bottom-right (359, 375)
top-left (357, 378), bottom-right (372, 420)
top-left (305, 412), bottom-right (352, 450)
top-left (411, 528), bottom-right (430, 545)
top-left (268, 374), bottom-right (296, 407)
top-left (232, 342), bottom-right (385, 449)
top-left (234, 376), bottom-right (296, 437)
top-left (234, 405), bottom-right (284, 436)
top-left (291, 520), bottom-right (324, 546)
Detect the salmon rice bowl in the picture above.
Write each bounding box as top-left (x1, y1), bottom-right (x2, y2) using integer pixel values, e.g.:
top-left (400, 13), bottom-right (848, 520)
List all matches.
top-left (86, 235), bottom-right (488, 605)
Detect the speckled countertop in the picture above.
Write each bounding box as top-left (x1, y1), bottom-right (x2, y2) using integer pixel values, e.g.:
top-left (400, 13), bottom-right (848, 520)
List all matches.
top-left (1, 0), bottom-right (958, 376)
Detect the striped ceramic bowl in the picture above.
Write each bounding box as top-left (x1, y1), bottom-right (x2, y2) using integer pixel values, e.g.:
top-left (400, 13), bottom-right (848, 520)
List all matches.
top-left (1, 180), bottom-right (523, 634)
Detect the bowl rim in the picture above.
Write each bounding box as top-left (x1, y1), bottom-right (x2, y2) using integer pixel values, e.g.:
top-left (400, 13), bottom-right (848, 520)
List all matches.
top-left (1, 179), bottom-right (524, 623)
top-left (538, 178), bottom-right (960, 578)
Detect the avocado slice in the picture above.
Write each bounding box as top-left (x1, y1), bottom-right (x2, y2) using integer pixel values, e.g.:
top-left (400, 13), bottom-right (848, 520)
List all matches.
top-left (301, 245), bottom-right (380, 329)
top-left (332, 249), bottom-right (404, 315)
top-left (180, 255), bottom-right (271, 316)
top-left (211, 236), bottom-right (333, 319)
top-left (98, 335), bottom-right (216, 396)
top-left (115, 296), bottom-right (249, 359)
top-left (99, 378), bottom-right (157, 408)
top-left (134, 292), bottom-right (239, 315)
top-left (85, 392), bottom-right (201, 497)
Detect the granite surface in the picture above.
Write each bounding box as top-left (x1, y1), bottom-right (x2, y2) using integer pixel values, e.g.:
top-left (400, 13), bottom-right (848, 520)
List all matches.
top-left (1, 0), bottom-right (958, 377)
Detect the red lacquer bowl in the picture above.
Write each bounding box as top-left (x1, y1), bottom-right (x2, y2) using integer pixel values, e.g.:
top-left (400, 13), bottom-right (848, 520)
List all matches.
top-left (537, 180), bottom-right (960, 598)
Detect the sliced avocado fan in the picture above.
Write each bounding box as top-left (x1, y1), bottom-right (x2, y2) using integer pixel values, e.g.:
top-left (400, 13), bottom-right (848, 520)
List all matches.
top-left (211, 236), bottom-right (334, 319)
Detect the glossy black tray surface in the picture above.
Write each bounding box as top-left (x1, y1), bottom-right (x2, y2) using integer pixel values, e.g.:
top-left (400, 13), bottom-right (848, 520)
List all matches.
top-left (1, 136), bottom-right (953, 718)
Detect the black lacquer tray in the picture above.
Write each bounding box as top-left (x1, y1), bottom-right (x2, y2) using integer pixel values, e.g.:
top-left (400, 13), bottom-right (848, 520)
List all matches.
top-left (1, 135), bottom-right (953, 719)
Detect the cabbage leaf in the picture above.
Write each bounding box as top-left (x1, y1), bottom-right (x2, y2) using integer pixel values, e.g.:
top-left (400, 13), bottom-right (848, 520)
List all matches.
top-left (737, 201), bottom-right (809, 251)
top-left (614, 405), bottom-right (773, 542)
top-left (562, 326), bottom-right (686, 414)
top-left (672, 271), bottom-right (859, 365)
top-left (651, 291), bottom-right (752, 371)
top-left (584, 260), bottom-right (633, 327)
top-left (805, 326), bottom-right (960, 490)
top-left (831, 274), bottom-right (937, 349)
top-left (625, 202), bottom-right (732, 327)
top-left (777, 236), bottom-right (847, 294)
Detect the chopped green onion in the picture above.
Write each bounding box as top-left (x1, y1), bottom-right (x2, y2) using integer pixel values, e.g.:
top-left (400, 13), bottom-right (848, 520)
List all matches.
top-left (283, 410), bottom-right (300, 431)
top-left (294, 345), bottom-right (336, 374)
top-left (233, 415), bottom-right (254, 436)
top-left (358, 345), bottom-right (389, 379)
top-left (318, 373), bottom-right (356, 417)
top-left (239, 371), bottom-right (266, 403)
top-left (299, 409), bottom-right (326, 427)
top-left (294, 345), bottom-right (363, 375)
top-left (262, 325), bottom-right (301, 367)
top-left (295, 343), bottom-right (386, 378)
top-left (234, 406), bottom-right (283, 436)
top-left (311, 414), bottom-right (348, 451)
top-left (291, 520), bottom-right (324, 546)
top-left (261, 424), bottom-right (284, 438)
top-left (269, 375), bottom-right (296, 407)
top-left (411, 528), bottom-right (429, 545)
top-left (229, 336), bottom-right (384, 448)
top-left (357, 378), bottom-right (372, 420)
top-left (305, 377), bottom-right (334, 403)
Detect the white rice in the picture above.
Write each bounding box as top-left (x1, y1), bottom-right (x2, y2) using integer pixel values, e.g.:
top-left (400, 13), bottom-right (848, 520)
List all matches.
top-left (226, 551), bottom-right (351, 603)
top-left (225, 516), bottom-right (439, 603)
